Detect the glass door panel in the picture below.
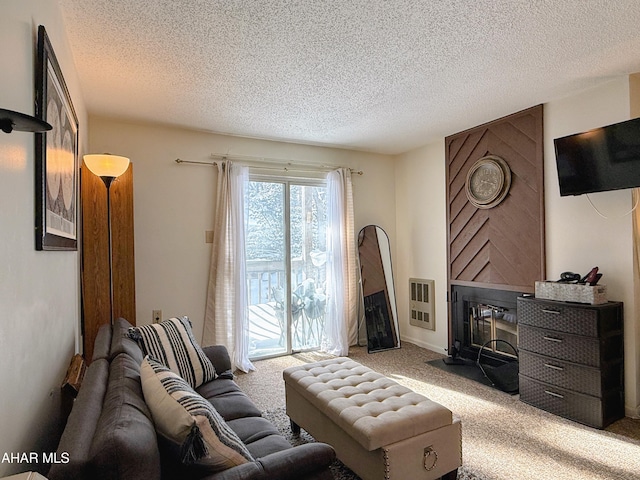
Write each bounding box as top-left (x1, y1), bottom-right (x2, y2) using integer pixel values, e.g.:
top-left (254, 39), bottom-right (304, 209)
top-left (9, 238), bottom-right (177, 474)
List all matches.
top-left (246, 179), bottom-right (327, 359)
top-left (470, 303), bottom-right (518, 358)
top-left (290, 184), bottom-right (327, 351)
top-left (470, 304), bottom-right (492, 348)
top-left (495, 309), bottom-right (518, 355)
top-left (246, 181), bottom-right (288, 358)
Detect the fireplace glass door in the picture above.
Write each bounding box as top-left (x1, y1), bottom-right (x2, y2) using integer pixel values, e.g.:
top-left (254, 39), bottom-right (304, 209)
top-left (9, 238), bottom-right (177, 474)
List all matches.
top-left (469, 303), bottom-right (517, 357)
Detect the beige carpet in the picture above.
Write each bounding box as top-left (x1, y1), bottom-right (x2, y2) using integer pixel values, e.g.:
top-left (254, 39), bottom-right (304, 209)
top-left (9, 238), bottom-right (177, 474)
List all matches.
top-left (235, 342), bottom-right (640, 480)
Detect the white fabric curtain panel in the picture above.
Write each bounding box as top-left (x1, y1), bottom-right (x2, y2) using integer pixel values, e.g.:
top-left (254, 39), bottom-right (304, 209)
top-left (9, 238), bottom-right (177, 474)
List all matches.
top-left (203, 161), bottom-right (255, 373)
top-left (633, 189), bottom-right (640, 335)
top-left (322, 168), bottom-right (359, 356)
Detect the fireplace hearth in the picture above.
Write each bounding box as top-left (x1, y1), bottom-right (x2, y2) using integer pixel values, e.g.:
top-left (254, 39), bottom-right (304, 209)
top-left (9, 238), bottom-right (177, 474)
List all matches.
top-left (449, 285), bottom-right (528, 364)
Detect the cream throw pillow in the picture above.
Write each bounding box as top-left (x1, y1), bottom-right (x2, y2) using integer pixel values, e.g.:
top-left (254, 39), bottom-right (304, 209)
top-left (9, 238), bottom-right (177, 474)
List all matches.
top-left (140, 356), bottom-right (253, 470)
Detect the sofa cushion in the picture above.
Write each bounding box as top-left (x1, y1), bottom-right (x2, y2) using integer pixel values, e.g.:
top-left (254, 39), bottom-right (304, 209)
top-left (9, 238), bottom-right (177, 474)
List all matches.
top-left (130, 316), bottom-right (216, 388)
top-left (226, 417), bottom-right (293, 459)
top-left (202, 345), bottom-right (233, 376)
top-left (141, 357), bottom-right (254, 472)
top-left (89, 353), bottom-right (161, 480)
top-left (196, 378), bottom-right (262, 421)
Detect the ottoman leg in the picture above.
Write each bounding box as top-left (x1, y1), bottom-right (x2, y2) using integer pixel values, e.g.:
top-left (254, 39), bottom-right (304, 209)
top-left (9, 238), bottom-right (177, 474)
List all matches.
top-left (290, 418), bottom-right (301, 435)
top-left (441, 468), bottom-right (458, 480)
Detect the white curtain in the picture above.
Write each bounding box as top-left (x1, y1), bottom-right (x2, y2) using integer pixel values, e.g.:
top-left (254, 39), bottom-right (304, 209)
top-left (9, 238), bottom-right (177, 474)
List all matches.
top-left (633, 189), bottom-right (640, 348)
top-left (322, 168), bottom-right (359, 356)
top-left (203, 161), bottom-right (255, 373)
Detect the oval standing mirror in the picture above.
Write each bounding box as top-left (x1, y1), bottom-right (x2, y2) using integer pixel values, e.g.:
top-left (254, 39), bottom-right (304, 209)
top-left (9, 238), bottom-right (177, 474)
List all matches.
top-left (357, 225), bottom-right (400, 352)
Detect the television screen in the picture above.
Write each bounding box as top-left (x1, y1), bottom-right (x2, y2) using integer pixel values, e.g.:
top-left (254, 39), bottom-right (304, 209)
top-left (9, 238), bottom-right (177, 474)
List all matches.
top-left (554, 116), bottom-right (640, 196)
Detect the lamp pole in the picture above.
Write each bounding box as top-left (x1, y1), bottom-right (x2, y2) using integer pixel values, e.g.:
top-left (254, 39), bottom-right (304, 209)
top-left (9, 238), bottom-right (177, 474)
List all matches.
top-left (102, 175), bottom-right (116, 324)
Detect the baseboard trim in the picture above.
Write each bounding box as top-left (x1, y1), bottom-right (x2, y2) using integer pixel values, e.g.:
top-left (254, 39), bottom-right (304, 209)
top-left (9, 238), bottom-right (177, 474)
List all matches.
top-left (625, 405), bottom-right (640, 419)
top-left (399, 335), bottom-right (446, 355)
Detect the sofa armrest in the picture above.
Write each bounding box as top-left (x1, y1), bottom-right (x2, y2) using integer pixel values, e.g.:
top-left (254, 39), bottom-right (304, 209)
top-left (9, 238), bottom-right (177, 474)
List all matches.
top-left (200, 443), bottom-right (335, 480)
top-left (202, 345), bottom-right (233, 375)
top-left (254, 443), bottom-right (335, 480)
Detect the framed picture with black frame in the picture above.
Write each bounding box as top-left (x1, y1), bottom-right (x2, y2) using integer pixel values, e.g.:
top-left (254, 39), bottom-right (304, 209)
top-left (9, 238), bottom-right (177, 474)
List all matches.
top-left (35, 25), bottom-right (79, 251)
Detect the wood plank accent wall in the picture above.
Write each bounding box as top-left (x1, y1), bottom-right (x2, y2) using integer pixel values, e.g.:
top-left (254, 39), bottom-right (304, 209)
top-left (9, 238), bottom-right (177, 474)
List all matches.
top-left (81, 162), bottom-right (136, 362)
top-left (446, 105), bottom-right (545, 293)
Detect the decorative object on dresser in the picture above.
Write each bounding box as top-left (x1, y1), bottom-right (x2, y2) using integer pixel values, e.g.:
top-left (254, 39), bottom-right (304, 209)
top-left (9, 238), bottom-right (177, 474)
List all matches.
top-left (517, 296), bottom-right (624, 429)
top-left (535, 281), bottom-right (607, 305)
top-left (535, 266), bottom-right (607, 304)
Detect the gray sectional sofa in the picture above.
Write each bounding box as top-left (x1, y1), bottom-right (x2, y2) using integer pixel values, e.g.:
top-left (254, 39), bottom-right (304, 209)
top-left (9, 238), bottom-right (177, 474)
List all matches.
top-left (48, 318), bottom-right (335, 480)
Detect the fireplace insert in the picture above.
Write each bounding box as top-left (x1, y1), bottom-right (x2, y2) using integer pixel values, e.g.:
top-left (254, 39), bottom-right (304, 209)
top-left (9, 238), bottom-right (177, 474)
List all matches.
top-left (449, 285), bottom-right (527, 364)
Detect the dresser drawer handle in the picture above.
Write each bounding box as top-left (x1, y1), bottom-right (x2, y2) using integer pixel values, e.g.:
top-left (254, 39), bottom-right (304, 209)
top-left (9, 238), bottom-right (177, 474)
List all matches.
top-left (541, 308), bottom-right (561, 315)
top-left (543, 336), bottom-right (563, 343)
top-left (544, 363), bottom-right (564, 371)
top-left (544, 390), bottom-right (564, 399)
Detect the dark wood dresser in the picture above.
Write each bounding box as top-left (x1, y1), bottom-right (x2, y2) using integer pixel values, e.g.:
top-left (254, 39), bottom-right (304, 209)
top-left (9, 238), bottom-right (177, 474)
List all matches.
top-left (517, 296), bottom-right (624, 428)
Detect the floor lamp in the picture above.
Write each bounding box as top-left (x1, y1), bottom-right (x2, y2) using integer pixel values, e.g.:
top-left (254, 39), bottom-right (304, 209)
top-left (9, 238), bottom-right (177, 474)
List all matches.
top-left (83, 154), bottom-right (130, 325)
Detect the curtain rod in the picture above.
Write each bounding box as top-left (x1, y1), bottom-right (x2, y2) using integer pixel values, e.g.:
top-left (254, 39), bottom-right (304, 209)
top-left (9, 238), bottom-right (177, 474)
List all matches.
top-left (175, 154), bottom-right (363, 175)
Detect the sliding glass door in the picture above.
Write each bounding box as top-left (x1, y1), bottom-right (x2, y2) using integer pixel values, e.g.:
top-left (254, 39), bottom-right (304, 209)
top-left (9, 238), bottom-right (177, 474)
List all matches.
top-left (245, 177), bottom-right (327, 359)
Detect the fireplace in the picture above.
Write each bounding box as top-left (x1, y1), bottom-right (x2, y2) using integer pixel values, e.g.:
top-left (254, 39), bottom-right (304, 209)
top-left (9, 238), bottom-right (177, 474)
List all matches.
top-left (449, 285), bottom-right (527, 363)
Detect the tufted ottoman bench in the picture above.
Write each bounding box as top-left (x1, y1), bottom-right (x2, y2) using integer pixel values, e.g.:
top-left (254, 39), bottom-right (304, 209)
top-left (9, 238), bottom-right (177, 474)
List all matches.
top-left (283, 357), bottom-right (461, 480)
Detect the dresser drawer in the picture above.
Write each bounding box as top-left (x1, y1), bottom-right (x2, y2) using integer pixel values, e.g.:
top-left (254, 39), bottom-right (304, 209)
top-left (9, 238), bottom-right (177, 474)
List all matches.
top-left (519, 375), bottom-right (623, 428)
top-left (518, 297), bottom-right (623, 337)
top-left (519, 324), bottom-right (623, 366)
top-left (518, 298), bottom-right (598, 335)
top-left (519, 350), bottom-right (603, 396)
top-left (519, 325), bottom-right (600, 366)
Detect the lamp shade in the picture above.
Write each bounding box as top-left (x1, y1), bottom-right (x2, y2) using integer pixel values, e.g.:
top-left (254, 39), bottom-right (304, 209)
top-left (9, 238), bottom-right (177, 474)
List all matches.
top-left (84, 154), bottom-right (130, 178)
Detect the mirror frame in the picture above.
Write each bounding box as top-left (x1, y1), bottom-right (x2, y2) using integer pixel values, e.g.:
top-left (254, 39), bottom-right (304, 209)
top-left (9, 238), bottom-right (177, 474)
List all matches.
top-left (357, 225), bottom-right (400, 352)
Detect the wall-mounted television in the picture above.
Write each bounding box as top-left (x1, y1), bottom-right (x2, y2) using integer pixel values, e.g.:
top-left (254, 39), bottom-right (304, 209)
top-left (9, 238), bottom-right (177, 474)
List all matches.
top-left (554, 116), bottom-right (640, 196)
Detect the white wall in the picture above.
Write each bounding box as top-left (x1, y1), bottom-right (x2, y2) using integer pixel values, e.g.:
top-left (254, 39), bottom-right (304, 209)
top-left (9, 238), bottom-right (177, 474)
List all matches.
top-left (0, 1), bottom-right (87, 476)
top-left (394, 141), bottom-right (449, 353)
top-left (544, 77), bottom-right (637, 415)
top-left (396, 76), bottom-right (639, 416)
top-left (87, 117), bottom-right (396, 344)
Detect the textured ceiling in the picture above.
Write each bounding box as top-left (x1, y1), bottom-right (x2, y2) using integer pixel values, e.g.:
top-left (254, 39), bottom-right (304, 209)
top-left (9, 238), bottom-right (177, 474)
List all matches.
top-left (57, 0), bottom-right (640, 155)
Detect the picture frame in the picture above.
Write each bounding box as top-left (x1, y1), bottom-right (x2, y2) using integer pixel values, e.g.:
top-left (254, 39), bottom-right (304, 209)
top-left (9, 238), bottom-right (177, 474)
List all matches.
top-left (35, 25), bottom-right (79, 251)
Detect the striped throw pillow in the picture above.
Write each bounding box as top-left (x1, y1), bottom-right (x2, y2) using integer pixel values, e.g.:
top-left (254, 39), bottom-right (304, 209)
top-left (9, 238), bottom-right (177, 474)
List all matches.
top-left (130, 316), bottom-right (216, 388)
top-left (140, 356), bottom-right (253, 469)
